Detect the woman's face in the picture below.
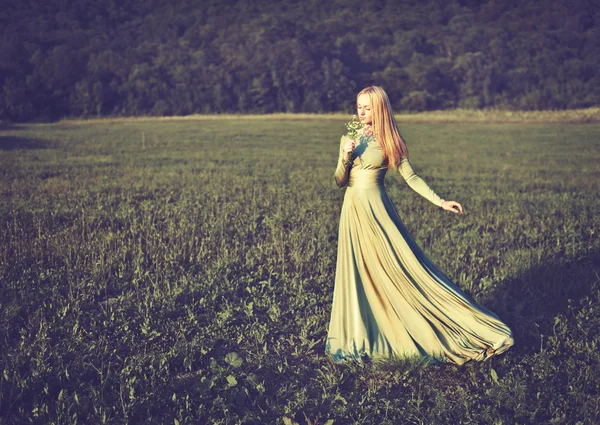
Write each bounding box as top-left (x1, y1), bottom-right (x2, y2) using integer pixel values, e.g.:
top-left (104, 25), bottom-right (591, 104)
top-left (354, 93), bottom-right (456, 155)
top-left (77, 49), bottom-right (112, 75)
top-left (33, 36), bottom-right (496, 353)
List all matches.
top-left (357, 94), bottom-right (372, 126)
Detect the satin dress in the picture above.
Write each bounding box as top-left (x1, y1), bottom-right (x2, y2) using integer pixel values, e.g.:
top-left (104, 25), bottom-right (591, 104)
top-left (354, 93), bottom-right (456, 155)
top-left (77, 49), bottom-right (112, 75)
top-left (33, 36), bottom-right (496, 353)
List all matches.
top-left (326, 132), bottom-right (514, 365)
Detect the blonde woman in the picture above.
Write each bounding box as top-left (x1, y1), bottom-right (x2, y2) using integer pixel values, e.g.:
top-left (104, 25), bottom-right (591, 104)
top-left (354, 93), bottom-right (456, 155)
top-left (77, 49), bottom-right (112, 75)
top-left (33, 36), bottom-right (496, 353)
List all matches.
top-left (326, 86), bottom-right (514, 365)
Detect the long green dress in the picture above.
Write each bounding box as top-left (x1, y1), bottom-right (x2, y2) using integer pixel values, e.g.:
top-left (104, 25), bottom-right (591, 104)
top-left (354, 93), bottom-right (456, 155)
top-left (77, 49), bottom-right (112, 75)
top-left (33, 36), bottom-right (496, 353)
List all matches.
top-left (326, 132), bottom-right (514, 365)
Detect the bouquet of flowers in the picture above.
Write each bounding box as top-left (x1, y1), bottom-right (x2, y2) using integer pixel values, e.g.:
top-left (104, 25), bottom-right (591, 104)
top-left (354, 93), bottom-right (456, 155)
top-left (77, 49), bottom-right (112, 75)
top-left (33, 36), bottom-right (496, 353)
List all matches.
top-left (345, 115), bottom-right (365, 140)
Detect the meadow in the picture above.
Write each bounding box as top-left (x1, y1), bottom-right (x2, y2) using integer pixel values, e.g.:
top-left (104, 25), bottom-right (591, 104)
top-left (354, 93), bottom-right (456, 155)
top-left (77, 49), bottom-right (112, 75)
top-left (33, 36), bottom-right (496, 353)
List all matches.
top-left (0, 116), bottom-right (599, 424)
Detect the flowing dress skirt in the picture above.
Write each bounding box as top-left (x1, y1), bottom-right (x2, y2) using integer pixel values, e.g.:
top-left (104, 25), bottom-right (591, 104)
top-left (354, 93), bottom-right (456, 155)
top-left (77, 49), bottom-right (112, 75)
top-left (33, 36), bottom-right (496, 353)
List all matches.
top-left (326, 185), bottom-right (514, 365)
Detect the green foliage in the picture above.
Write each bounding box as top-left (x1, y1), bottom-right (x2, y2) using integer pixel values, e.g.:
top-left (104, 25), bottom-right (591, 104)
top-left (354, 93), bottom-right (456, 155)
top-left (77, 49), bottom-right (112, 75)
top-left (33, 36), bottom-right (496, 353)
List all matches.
top-left (0, 118), bottom-right (599, 424)
top-left (1, 0), bottom-right (600, 121)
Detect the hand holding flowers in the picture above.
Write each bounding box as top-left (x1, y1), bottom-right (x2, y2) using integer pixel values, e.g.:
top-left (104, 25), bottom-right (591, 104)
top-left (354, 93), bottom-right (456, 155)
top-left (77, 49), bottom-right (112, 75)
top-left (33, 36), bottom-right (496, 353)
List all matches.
top-left (342, 115), bottom-right (376, 165)
top-left (342, 115), bottom-right (363, 163)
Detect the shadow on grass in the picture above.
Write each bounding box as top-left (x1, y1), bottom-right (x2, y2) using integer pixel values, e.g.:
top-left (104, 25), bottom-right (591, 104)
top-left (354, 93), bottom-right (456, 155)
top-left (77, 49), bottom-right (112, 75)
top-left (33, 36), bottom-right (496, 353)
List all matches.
top-left (482, 250), bottom-right (600, 355)
top-left (0, 136), bottom-right (55, 150)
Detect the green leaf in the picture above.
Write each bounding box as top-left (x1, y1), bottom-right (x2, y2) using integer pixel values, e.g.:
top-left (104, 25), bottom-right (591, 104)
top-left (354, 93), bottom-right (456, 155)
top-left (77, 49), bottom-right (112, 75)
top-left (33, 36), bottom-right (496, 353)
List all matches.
top-left (224, 352), bottom-right (243, 368)
top-left (226, 375), bottom-right (238, 386)
top-left (324, 420), bottom-right (335, 425)
top-left (490, 368), bottom-right (499, 384)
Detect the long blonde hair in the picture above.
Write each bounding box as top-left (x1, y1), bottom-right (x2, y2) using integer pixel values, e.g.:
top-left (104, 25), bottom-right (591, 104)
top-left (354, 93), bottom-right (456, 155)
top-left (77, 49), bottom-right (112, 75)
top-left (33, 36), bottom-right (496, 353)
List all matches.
top-left (358, 86), bottom-right (408, 168)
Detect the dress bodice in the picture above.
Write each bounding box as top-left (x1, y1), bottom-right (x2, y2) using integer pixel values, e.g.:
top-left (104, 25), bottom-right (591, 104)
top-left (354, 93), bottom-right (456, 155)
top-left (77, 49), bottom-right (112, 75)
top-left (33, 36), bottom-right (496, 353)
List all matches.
top-left (346, 135), bottom-right (388, 188)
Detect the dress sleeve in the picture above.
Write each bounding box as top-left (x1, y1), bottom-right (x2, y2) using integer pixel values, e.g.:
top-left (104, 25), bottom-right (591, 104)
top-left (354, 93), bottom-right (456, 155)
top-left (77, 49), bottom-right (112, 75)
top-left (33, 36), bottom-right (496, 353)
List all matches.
top-left (397, 158), bottom-right (445, 207)
top-left (334, 135), bottom-right (352, 188)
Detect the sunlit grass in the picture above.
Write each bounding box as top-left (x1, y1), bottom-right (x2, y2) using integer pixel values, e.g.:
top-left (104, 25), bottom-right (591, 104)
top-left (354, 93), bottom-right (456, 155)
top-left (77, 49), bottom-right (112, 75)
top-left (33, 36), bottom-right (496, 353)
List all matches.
top-left (55, 107), bottom-right (600, 126)
top-left (1, 119), bottom-right (599, 424)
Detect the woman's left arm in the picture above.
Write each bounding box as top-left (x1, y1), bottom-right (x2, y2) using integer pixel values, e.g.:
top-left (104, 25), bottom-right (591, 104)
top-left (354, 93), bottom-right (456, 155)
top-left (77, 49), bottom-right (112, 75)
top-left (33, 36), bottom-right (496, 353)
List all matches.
top-left (397, 158), bottom-right (463, 213)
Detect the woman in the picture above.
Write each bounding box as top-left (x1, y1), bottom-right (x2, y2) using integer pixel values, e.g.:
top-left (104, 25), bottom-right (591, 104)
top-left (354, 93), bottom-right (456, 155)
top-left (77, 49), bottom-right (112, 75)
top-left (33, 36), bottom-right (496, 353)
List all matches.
top-left (326, 86), bottom-right (514, 365)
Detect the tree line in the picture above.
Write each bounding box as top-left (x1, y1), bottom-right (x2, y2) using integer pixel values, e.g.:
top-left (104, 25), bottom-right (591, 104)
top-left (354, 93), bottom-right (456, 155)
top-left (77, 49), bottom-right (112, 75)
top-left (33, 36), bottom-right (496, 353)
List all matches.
top-left (1, 0), bottom-right (598, 121)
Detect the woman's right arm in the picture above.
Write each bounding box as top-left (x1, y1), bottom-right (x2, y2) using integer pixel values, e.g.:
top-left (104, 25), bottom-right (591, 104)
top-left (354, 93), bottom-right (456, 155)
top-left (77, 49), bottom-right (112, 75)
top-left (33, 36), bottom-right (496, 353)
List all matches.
top-left (334, 135), bottom-right (353, 188)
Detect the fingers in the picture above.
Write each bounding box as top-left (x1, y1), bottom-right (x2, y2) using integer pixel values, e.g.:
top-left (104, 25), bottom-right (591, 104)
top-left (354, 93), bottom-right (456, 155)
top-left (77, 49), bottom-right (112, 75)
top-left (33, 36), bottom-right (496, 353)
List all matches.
top-left (343, 139), bottom-right (356, 153)
top-left (454, 202), bottom-right (463, 214)
top-left (443, 201), bottom-right (463, 214)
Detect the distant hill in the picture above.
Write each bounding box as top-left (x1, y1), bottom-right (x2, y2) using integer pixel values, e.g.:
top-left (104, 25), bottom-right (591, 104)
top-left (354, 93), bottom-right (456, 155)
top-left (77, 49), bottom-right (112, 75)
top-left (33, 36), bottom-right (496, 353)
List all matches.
top-left (1, 0), bottom-right (599, 121)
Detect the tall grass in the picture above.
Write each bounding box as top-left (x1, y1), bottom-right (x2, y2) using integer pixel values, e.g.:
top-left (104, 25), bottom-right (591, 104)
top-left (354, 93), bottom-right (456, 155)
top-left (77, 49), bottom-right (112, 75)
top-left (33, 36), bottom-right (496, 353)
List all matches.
top-left (1, 119), bottom-right (599, 424)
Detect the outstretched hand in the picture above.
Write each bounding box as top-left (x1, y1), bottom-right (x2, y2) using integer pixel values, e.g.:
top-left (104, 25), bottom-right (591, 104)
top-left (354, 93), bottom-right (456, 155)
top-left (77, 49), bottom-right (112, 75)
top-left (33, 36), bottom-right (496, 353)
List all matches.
top-left (441, 200), bottom-right (463, 214)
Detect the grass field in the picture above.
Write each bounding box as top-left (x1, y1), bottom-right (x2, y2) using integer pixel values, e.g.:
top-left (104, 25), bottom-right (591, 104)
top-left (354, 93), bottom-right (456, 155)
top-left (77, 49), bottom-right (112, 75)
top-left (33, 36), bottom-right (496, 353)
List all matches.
top-left (1, 117), bottom-right (599, 424)
top-left (56, 107), bottom-right (600, 125)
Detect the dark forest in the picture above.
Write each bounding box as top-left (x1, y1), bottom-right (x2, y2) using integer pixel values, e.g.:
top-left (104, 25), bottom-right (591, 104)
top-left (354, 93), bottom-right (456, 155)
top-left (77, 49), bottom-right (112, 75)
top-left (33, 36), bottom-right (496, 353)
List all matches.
top-left (1, 0), bottom-right (599, 121)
